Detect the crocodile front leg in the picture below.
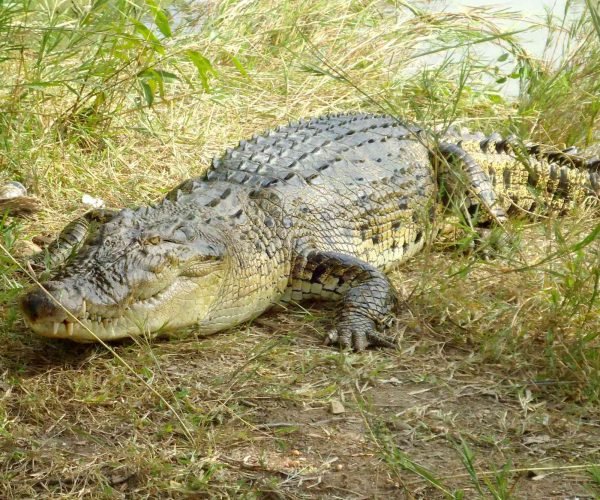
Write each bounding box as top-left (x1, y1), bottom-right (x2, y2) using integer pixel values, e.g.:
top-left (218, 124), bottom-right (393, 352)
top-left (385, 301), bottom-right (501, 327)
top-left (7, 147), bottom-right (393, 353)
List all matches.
top-left (290, 250), bottom-right (399, 351)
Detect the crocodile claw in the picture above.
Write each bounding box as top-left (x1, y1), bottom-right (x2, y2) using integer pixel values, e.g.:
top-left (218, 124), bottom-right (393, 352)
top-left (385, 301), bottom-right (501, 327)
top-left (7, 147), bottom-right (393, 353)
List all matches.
top-left (324, 318), bottom-right (397, 351)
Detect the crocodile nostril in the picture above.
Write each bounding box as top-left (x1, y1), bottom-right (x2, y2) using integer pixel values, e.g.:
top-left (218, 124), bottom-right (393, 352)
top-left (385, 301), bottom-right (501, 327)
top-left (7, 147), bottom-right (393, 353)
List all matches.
top-left (20, 281), bottom-right (81, 323)
top-left (20, 289), bottom-right (62, 322)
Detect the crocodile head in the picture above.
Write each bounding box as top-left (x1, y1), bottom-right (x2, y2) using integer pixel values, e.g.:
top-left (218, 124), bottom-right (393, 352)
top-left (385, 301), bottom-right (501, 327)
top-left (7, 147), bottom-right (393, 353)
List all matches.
top-left (20, 205), bottom-right (228, 342)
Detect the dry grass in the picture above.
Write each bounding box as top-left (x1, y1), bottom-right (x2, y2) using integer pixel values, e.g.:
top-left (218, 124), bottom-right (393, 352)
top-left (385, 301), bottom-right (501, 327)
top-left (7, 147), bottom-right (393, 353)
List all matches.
top-left (1, 0), bottom-right (600, 497)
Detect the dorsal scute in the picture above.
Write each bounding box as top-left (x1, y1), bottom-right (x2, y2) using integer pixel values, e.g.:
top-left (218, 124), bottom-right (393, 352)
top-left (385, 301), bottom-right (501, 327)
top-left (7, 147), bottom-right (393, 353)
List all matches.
top-left (206, 113), bottom-right (418, 191)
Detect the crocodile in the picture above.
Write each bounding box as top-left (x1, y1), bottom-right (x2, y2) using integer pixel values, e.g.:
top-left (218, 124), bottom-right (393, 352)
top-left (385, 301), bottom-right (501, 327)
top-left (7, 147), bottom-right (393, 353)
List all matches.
top-left (19, 113), bottom-right (600, 350)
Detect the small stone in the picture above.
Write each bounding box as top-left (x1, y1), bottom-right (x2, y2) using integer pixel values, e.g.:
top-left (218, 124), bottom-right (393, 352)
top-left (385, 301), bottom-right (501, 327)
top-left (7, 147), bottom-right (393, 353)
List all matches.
top-left (82, 193), bottom-right (105, 209)
top-left (329, 399), bottom-right (345, 415)
top-left (0, 181), bottom-right (39, 215)
top-left (0, 181), bottom-right (27, 199)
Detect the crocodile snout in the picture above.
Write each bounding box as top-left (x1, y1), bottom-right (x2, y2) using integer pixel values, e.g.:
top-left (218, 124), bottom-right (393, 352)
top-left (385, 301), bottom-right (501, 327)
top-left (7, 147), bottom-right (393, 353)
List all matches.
top-left (20, 281), bottom-right (80, 324)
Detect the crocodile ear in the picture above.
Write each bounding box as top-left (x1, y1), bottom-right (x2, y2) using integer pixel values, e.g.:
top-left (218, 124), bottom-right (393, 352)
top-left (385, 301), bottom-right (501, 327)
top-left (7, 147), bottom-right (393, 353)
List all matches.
top-left (181, 239), bottom-right (227, 278)
top-left (204, 241), bottom-right (226, 259)
top-left (188, 236), bottom-right (226, 260)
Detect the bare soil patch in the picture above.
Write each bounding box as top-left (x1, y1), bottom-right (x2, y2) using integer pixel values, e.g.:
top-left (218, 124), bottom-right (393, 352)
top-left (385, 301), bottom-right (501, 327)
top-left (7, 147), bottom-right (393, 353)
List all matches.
top-left (2, 238), bottom-right (599, 498)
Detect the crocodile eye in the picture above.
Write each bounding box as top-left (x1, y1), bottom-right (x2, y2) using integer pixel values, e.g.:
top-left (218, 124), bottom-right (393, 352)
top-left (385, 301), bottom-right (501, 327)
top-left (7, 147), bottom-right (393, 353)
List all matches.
top-left (145, 235), bottom-right (162, 245)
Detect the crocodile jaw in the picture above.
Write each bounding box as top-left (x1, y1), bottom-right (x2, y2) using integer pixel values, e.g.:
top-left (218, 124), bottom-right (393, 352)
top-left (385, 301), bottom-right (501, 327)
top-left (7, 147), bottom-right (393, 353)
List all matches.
top-left (22, 273), bottom-right (226, 342)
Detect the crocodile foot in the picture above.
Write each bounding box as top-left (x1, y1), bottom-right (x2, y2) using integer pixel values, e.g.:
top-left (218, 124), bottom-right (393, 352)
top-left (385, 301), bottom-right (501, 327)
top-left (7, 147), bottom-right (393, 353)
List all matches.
top-left (324, 317), bottom-right (397, 351)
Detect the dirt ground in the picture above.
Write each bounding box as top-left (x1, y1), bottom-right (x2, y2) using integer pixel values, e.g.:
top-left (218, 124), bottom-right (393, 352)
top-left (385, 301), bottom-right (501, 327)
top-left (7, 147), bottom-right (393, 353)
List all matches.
top-left (2, 245), bottom-right (599, 498)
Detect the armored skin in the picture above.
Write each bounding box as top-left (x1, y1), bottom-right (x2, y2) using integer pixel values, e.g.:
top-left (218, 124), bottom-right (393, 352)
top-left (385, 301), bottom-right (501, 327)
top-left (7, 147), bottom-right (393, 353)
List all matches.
top-left (19, 114), bottom-right (600, 350)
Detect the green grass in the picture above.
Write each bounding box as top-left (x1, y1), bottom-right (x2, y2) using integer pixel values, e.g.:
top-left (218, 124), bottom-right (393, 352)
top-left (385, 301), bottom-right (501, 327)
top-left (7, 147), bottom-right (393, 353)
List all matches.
top-left (0, 0), bottom-right (599, 497)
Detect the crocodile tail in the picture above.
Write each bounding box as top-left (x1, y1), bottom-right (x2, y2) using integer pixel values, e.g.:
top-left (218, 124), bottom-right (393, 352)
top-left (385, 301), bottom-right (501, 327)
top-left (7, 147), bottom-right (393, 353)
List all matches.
top-left (504, 139), bottom-right (600, 172)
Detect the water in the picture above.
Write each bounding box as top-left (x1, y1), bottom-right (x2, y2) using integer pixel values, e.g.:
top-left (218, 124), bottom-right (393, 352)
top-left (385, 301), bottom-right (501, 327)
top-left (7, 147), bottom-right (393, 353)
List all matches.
top-left (413, 0), bottom-right (587, 96)
top-left (427, 0), bottom-right (585, 57)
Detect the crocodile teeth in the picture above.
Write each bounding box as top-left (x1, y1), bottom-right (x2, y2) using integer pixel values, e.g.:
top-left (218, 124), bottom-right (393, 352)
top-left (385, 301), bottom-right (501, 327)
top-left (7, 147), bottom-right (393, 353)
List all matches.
top-left (65, 321), bottom-right (74, 337)
top-left (53, 322), bottom-right (60, 336)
